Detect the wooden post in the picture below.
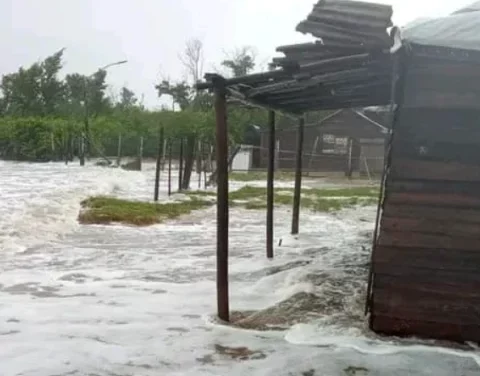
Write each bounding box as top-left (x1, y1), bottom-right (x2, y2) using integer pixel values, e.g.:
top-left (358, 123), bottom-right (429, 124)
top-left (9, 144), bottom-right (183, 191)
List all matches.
top-left (162, 138), bottom-right (167, 170)
top-left (178, 138), bottom-right (184, 192)
top-left (266, 110), bottom-right (275, 259)
top-left (198, 140), bottom-right (202, 189)
top-left (213, 79), bottom-right (229, 322)
top-left (117, 134), bottom-right (122, 166)
top-left (51, 133), bottom-right (55, 159)
top-left (203, 142), bottom-right (208, 189)
top-left (346, 138), bottom-right (353, 178)
top-left (168, 140), bottom-right (172, 196)
top-left (275, 140), bottom-right (280, 171)
top-left (291, 116), bottom-right (305, 235)
top-left (79, 134), bottom-right (85, 166)
top-left (139, 136), bottom-right (144, 171)
top-left (154, 126), bottom-right (164, 201)
top-left (64, 133), bottom-right (68, 165)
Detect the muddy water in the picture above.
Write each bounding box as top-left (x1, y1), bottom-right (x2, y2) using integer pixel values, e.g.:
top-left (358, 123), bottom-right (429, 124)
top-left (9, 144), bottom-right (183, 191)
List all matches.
top-left (0, 161), bottom-right (479, 376)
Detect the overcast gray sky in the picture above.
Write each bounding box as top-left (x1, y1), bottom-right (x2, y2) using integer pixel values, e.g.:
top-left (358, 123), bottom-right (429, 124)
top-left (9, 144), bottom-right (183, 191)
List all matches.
top-left (0, 0), bottom-right (474, 109)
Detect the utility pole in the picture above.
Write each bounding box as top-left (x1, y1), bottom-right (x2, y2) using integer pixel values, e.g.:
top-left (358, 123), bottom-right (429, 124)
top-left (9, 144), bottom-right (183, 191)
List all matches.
top-left (80, 60), bottom-right (127, 166)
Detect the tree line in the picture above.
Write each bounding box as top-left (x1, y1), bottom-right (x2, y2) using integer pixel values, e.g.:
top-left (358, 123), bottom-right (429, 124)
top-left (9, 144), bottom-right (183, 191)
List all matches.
top-left (0, 42), bottom-right (267, 169)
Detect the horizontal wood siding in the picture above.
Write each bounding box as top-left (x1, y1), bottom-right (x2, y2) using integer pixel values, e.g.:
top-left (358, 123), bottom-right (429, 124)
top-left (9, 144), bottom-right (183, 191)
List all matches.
top-left (258, 109), bottom-right (386, 173)
top-left (370, 89), bottom-right (480, 342)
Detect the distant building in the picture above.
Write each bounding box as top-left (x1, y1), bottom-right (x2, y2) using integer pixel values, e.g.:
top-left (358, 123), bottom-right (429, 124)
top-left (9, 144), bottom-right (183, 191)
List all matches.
top-left (258, 108), bottom-right (390, 176)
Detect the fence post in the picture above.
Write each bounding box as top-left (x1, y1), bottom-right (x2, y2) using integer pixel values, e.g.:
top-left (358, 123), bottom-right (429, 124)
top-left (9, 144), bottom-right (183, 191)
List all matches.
top-left (117, 134), bottom-right (122, 166)
top-left (346, 138), bottom-right (353, 178)
top-left (267, 110), bottom-right (276, 259)
top-left (291, 116), bottom-right (305, 235)
top-left (197, 140), bottom-right (202, 189)
top-left (138, 136), bottom-right (144, 171)
top-left (168, 140), bottom-right (172, 196)
top-left (178, 138), bottom-right (184, 192)
top-left (79, 134), bottom-right (85, 166)
top-left (154, 126), bottom-right (164, 201)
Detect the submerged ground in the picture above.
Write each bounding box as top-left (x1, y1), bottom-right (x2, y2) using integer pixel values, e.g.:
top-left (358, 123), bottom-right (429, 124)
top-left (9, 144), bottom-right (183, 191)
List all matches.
top-left (0, 161), bottom-right (479, 376)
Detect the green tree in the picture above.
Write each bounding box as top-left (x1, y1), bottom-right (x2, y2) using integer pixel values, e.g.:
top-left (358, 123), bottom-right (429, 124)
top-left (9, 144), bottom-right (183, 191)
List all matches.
top-left (40, 48), bottom-right (66, 115)
top-left (155, 80), bottom-right (191, 110)
top-left (222, 47), bottom-right (256, 77)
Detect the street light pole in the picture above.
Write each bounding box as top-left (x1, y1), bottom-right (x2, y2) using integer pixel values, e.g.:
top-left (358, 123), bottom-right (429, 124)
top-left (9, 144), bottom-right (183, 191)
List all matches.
top-left (80, 60), bottom-right (127, 166)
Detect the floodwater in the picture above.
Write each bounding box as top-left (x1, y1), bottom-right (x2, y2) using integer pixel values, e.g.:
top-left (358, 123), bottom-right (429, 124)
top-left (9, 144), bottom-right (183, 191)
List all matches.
top-left (0, 160), bottom-right (479, 376)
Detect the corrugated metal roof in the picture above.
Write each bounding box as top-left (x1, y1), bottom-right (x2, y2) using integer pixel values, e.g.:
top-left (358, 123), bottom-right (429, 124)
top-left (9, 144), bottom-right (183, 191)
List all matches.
top-left (452, 1), bottom-right (480, 14)
top-left (403, 3), bottom-right (480, 51)
top-left (296, 0), bottom-right (393, 49)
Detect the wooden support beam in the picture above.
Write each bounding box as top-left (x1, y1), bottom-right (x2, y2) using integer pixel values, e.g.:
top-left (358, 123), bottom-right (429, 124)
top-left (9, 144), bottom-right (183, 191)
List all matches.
top-left (178, 138), bottom-right (184, 192)
top-left (154, 126), bottom-right (164, 202)
top-left (291, 116), bottom-right (305, 235)
top-left (266, 110), bottom-right (276, 259)
top-left (116, 134), bottom-right (122, 167)
top-left (214, 80), bottom-right (230, 322)
top-left (139, 136), bottom-right (144, 171)
top-left (79, 134), bottom-right (85, 166)
top-left (168, 140), bottom-right (172, 197)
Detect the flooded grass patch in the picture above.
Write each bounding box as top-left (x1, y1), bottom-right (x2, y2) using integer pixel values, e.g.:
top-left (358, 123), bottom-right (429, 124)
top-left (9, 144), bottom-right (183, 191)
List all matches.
top-left (189, 185), bottom-right (378, 213)
top-left (78, 196), bottom-right (212, 226)
top-left (229, 171), bottom-right (296, 182)
top-left (79, 186), bottom-right (378, 226)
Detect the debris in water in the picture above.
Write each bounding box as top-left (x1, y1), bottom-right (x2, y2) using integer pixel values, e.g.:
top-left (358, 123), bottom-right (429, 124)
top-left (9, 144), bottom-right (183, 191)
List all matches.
top-left (229, 292), bottom-right (327, 331)
top-left (214, 344), bottom-right (267, 361)
top-left (344, 366), bottom-right (370, 375)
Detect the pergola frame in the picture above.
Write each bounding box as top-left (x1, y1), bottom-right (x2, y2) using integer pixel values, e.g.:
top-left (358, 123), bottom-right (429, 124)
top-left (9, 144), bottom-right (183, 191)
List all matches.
top-left (196, 0), bottom-right (397, 323)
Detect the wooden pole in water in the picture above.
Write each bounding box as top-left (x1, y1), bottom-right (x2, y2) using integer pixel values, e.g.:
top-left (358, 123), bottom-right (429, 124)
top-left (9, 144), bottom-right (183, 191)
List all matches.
top-left (266, 110), bottom-right (276, 259)
top-left (203, 142), bottom-right (208, 190)
top-left (213, 78), bottom-right (229, 322)
top-left (178, 138), bottom-right (184, 192)
top-left (162, 138), bottom-right (167, 170)
top-left (346, 138), bottom-right (354, 179)
top-left (154, 126), bottom-right (164, 201)
top-left (79, 134), bottom-right (86, 166)
top-left (291, 116), bottom-right (305, 235)
top-left (139, 136), bottom-right (144, 171)
top-left (168, 140), bottom-right (172, 196)
top-left (117, 134), bottom-right (122, 167)
top-left (197, 140), bottom-right (202, 189)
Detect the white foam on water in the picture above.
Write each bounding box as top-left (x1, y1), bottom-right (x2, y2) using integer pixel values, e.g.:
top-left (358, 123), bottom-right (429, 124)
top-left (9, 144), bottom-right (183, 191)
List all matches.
top-left (0, 162), bottom-right (151, 253)
top-left (0, 162), bottom-right (479, 376)
top-left (285, 323), bottom-right (480, 367)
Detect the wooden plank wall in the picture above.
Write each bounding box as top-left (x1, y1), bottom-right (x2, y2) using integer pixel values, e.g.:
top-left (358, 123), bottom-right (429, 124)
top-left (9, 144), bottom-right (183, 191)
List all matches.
top-left (370, 55), bottom-right (480, 342)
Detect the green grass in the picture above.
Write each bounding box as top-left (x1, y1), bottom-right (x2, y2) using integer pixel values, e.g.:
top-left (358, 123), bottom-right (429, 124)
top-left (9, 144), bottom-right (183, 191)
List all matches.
top-left (79, 185), bottom-right (379, 226)
top-left (78, 196), bottom-right (212, 226)
top-left (229, 171), bottom-right (296, 182)
top-left (189, 185), bottom-right (379, 213)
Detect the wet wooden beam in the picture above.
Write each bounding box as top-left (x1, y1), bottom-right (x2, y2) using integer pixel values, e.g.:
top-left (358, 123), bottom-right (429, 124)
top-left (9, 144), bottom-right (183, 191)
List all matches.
top-left (371, 315), bottom-right (480, 342)
top-left (168, 140), bottom-right (172, 197)
top-left (380, 217), bottom-right (480, 238)
top-left (378, 231), bottom-right (480, 251)
top-left (213, 80), bottom-right (230, 322)
top-left (154, 126), bottom-right (164, 202)
top-left (382, 203), bottom-right (480, 223)
top-left (386, 192), bottom-right (480, 208)
top-left (291, 116), bottom-right (305, 235)
top-left (373, 246), bottom-right (480, 273)
top-left (266, 110), bottom-right (276, 259)
top-left (390, 158), bottom-right (480, 182)
top-left (178, 138), bottom-right (184, 192)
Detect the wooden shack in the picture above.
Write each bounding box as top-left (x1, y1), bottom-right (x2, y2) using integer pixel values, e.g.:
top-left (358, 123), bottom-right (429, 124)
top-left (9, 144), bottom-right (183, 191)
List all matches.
top-left (368, 42), bottom-right (480, 341)
top-left (259, 109), bottom-right (389, 175)
top-left (197, 0), bottom-right (480, 342)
